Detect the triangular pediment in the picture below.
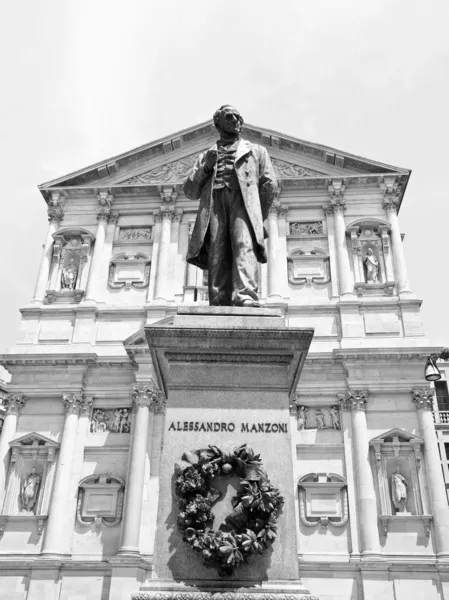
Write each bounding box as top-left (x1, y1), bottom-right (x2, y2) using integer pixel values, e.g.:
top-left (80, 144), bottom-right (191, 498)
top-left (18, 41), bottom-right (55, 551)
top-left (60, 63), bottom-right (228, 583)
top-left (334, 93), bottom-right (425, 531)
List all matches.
top-left (369, 428), bottom-right (423, 444)
top-left (39, 120), bottom-right (409, 192)
top-left (10, 432), bottom-right (60, 448)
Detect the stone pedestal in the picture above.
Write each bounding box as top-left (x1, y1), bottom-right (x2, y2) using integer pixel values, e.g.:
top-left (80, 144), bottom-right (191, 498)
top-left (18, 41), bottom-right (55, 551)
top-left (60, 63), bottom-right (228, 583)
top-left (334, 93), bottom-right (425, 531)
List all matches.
top-left (136, 307), bottom-right (316, 600)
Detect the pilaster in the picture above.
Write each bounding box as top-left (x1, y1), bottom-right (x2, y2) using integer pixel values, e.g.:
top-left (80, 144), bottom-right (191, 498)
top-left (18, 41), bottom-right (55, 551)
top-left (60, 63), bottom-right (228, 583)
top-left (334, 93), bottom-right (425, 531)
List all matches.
top-left (339, 389), bottom-right (381, 559)
top-left (118, 381), bottom-right (166, 557)
top-left (267, 198), bottom-right (288, 300)
top-left (0, 394), bottom-right (26, 506)
top-left (327, 179), bottom-right (354, 297)
top-left (381, 177), bottom-right (411, 297)
top-left (32, 192), bottom-right (64, 304)
top-left (412, 388), bottom-right (449, 560)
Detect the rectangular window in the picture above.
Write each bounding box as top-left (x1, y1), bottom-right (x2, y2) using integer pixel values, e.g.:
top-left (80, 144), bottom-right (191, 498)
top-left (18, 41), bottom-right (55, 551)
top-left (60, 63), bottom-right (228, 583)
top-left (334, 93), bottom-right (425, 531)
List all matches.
top-left (435, 381), bottom-right (449, 411)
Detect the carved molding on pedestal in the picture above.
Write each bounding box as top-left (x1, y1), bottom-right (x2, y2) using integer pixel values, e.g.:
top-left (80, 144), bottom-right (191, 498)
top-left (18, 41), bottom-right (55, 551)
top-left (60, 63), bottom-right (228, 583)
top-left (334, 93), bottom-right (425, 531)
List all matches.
top-left (298, 472), bottom-right (348, 529)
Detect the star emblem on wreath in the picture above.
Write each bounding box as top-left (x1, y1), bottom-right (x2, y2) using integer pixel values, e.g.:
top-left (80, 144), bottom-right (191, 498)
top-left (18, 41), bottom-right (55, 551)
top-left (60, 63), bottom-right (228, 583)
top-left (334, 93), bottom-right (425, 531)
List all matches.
top-left (174, 444), bottom-right (284, 577)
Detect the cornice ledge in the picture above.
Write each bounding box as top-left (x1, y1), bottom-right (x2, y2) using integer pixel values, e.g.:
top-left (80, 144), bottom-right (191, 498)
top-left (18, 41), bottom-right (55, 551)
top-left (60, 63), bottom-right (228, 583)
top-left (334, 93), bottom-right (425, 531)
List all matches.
top-left (0, 353), bottom-right (98, 367)
top-left (333, 347), bottom-right (441, 362)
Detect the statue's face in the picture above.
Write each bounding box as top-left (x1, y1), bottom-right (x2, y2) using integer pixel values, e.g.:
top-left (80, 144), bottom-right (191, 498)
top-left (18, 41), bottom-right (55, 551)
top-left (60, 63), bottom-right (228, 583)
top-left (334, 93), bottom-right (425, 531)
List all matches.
top-left (217, 106), bottom-right (242, 136)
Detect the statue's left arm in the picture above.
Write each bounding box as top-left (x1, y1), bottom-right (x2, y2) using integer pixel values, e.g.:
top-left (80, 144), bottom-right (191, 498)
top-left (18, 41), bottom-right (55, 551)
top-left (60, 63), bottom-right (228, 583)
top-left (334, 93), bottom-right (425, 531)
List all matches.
top-left (257, 146), bottom-right (278, 221)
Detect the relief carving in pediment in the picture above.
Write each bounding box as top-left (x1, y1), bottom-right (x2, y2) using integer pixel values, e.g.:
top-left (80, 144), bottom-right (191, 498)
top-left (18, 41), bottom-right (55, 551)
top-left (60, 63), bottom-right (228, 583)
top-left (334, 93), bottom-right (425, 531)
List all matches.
top-left (120, 156), bottom-right (325, 185)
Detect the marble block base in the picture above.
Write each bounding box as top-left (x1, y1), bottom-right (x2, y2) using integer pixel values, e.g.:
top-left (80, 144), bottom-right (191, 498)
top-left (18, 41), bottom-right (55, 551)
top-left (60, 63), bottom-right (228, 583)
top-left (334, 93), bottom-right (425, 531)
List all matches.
top-left (133, 580), bottom-right (318, 600)
top-left (143, 307), bottom-right (314, 594)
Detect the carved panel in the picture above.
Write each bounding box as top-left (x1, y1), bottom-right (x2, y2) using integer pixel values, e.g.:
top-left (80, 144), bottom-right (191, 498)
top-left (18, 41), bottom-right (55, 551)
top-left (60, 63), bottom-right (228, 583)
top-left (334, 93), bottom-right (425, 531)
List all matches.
top-left (108, 253), bottom-right (151, 291)
top-left (118, 227), bottom-right (152, 243)
top-left (289, 222), bottom-right (323, 236)
top-left (294, 404), bottom-right (340, 430)
top-left (76, 475), bottom-right (125, 528)
top-left (298, 473), bottom-right (348, 528)
top-left (271, 159), bottom-right (325, 179)
top-left (90, 408), bottom-right (131, 433)
top-left (287, 248), bottom-right (330, 286)
top-left (122, 155), bottom-right (197, 184)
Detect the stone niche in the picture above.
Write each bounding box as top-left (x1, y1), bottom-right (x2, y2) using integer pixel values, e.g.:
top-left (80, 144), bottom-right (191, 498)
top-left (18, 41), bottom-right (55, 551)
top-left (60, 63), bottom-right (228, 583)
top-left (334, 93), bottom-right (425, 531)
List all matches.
top-left (298, 472), bottom-right (348, 529)
top-left (287, 247), bottom-right (330, 287)
top-left (45, 228), bottom-right (95, 304)
top-left (76, 475), bottom-right (125, 528)
top-left (348, 220), bottom-right (395, 296)
top-left (108, 252), bottom-right (151, 291)
top-left (369, 428), bottom-right (432, 537)
top-left (0, 432), bottom-right (60, 537)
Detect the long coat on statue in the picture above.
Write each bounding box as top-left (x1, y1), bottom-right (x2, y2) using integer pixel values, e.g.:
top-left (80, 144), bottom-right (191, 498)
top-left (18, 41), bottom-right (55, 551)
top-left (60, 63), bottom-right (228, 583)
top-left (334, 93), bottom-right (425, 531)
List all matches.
top-left (183, 139), bottom-right (277, 270)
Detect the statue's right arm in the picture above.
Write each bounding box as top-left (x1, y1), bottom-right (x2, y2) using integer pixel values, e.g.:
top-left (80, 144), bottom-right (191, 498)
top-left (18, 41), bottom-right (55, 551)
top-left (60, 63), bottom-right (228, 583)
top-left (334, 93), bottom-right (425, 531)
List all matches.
top-left (183, 153), bottom-right (211, 200)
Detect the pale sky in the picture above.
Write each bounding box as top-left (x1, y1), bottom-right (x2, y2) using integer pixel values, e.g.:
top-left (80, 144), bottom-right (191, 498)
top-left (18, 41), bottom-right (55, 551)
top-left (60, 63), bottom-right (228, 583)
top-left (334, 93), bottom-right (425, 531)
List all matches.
top-left (1, 0), bottom-right (448, 352)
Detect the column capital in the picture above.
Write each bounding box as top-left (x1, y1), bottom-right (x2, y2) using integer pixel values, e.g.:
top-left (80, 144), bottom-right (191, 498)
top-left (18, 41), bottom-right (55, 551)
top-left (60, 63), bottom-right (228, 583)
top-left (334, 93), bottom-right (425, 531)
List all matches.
top-left (108, 210), bottom-right (120, 225)
top-left (97, 206), bottom-right (111, 221)
top-left (79, 396), bottom-right (93, 416)
top-left (173, 208), bottom-right (184, 223)
top-left (338, 389), bottom-right (368, 411)
top-left (62, 393), bottom-right (84, 415)
top-left (47, 206), bottom-right (64, 224)
top-left (268, 200), bottom-right (288, 217)
top-left (1, 394), bottom-right (26, 415)
top-left (155, 205), bottom-right (176, 222)
top-left (132, 382), bottom-right (167, 413)
top-left (411, 388), bottom-right (434, 410)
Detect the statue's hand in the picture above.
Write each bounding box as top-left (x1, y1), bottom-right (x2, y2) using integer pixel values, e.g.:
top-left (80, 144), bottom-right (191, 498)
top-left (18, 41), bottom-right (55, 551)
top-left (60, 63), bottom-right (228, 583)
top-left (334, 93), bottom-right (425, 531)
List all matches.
top-left (203, 150), bottom-right (218, 172)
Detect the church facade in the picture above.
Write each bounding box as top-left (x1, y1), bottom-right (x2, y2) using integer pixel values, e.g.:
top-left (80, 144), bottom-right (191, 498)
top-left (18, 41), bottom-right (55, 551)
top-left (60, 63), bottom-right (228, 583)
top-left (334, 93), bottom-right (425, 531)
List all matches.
top-left (0, 121), bottom-right (447, 600)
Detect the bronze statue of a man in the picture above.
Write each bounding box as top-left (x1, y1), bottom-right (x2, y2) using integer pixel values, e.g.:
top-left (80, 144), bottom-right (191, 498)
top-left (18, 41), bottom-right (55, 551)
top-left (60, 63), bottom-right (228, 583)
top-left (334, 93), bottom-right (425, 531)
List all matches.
top-left (184, 105), bottom-right (277, 307)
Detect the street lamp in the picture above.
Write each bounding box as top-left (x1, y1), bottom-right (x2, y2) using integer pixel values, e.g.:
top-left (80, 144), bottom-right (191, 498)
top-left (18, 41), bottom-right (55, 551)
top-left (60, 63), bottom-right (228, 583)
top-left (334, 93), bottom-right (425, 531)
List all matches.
top-left (425, 348), bottom-right (449, 382)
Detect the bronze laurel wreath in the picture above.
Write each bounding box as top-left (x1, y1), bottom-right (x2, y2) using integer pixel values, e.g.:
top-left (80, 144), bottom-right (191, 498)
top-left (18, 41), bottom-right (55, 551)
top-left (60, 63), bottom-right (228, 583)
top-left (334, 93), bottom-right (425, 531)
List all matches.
top-left (174, 443), bottom-right (284, 577)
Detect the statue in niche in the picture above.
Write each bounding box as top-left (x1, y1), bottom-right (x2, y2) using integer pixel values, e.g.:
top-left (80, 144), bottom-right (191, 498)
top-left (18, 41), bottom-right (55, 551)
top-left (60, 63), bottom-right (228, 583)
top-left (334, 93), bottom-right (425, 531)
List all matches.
top-left (364, 248), bottom-right (379, 283)
top-left (391, 466), bottom-right (408, 512)
top-left (61, 257), bottom-right (78, 290)
top-left (184, 105), bottom-right (277, 307)
top-left (20, 467), bottom-right (41, 514)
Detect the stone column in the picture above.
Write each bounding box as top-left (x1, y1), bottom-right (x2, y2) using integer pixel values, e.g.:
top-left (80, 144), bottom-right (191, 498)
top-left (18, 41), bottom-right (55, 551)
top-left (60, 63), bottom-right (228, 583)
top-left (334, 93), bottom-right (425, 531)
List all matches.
top-left (117, 383), bottom-right (157, 556)
top-left (153, 207), bottom-right (175, 302)
top-left (382, 180), bottom-right (411, 296)
top-left (267, 200), bottom-right (287, 300)
top-left (147, 212), bottom-right (162, 302)
top-left (412, 388), bottom-right (449, 559)
top-left (328, 180), bottom-right (354, 297)
top-left (339, 390), bottom-right (380, 557)
top-left (0, 394), bottom-right (26, 505)
top-left (32, 201), bottom-right (64, 303)
top-left (85, 194), bottom-right (113, 302)
top-left (184, 221), bottom-right (198, 303)
top-left (41, 393), bottom-right (83, 557)
top-left (170, 209), bottom-right (183, 300)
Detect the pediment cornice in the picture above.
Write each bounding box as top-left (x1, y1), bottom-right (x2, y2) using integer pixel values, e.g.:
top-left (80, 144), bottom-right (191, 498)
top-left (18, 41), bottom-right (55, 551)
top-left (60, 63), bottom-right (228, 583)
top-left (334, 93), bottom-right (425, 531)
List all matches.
top-left (38, 120), bottom-right (410, 196)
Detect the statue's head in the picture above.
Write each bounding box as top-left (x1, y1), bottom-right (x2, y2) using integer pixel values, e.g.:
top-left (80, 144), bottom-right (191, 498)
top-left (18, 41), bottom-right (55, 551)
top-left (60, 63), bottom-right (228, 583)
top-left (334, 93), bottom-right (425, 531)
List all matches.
top-left (367, 248), bottom-right (373, 256)
top-left (213, 105), bottom-right (243, 138)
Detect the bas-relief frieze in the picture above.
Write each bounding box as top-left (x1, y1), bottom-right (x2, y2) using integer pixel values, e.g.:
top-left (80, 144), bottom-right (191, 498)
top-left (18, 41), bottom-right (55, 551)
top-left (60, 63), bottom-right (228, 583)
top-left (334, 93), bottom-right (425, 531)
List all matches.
top-left (118, 227), bottom-right (152, 242)
top-left (90, 408), bottom-right (131, 433)
top-left (120, 156), bottom-right (325, 185)
top-left (288, 222), bottom-right (323, 236)
top-left (295, 405), bottom-right (340, 430)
